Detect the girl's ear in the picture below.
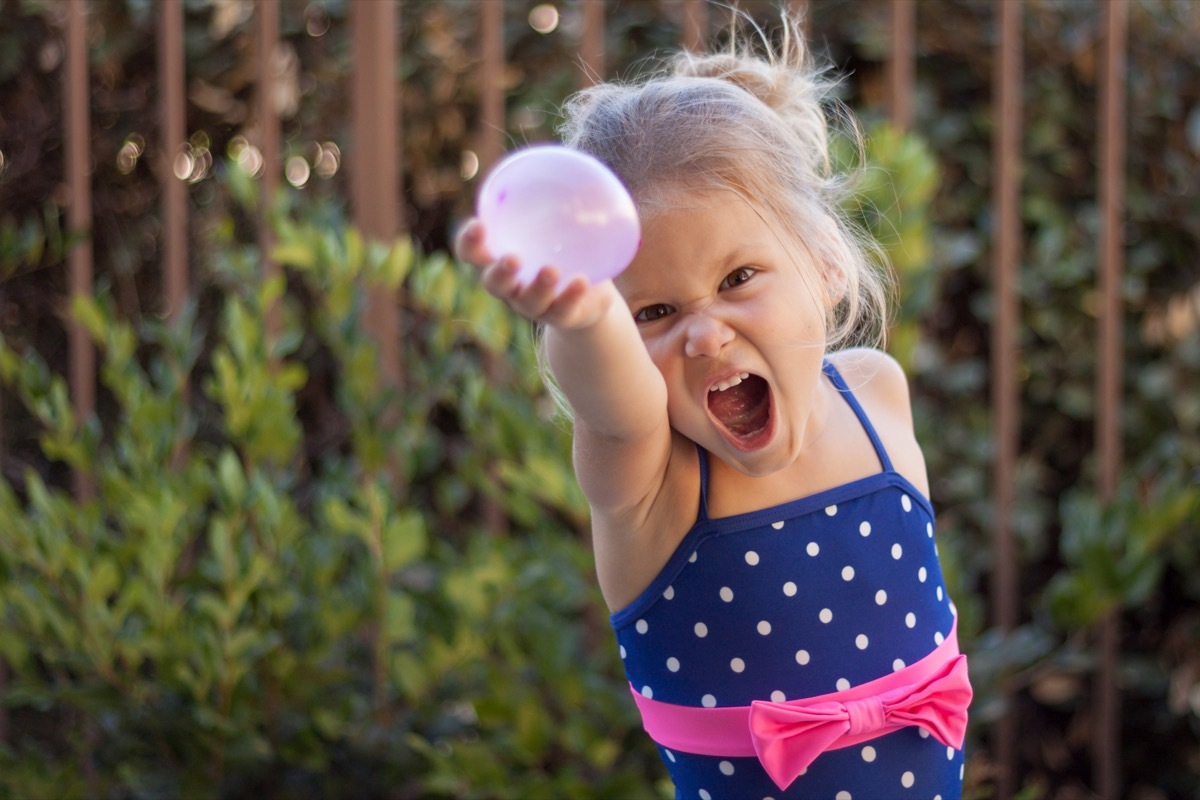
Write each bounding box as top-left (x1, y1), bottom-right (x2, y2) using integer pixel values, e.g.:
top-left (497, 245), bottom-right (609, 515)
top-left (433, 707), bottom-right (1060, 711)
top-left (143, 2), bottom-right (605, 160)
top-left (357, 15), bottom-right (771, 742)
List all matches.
top-left (823, 260), bottom-right (848, 308)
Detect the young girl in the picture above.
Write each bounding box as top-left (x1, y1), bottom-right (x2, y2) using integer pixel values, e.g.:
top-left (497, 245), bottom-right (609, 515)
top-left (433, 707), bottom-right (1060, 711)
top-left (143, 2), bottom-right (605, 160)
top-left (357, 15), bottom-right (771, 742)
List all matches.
top-left (457, 13), bottom-right (970, 800)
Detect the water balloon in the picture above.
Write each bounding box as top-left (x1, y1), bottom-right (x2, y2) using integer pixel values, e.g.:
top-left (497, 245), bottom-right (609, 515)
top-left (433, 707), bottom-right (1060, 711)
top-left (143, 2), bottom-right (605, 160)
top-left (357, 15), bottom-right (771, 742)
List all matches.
top-left (476, 145), bottom-right (641, 289)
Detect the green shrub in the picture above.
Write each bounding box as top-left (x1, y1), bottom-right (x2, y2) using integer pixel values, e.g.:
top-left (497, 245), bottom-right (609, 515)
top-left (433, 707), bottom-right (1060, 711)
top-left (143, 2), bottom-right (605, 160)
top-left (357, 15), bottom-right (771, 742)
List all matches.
top-left (0, 185), bottom-right (660, 799)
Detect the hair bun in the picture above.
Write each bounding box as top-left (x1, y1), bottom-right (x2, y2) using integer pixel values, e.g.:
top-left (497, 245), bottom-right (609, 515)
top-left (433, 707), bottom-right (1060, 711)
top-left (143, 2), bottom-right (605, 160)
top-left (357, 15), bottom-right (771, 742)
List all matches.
top-left (673, 53), bottom-right (791, 111)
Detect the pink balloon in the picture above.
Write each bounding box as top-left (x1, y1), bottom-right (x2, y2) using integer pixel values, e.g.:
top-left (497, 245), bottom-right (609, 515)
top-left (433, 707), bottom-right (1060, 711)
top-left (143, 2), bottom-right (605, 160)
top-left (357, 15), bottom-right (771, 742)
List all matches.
top-left (476, 145), bottom-right (641, 288)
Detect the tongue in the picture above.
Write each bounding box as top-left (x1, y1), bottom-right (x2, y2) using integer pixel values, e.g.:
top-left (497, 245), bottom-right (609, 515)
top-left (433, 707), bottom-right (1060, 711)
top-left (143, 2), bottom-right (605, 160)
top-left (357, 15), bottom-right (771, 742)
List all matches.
top-left (708, 376), bottom-right (770, 437)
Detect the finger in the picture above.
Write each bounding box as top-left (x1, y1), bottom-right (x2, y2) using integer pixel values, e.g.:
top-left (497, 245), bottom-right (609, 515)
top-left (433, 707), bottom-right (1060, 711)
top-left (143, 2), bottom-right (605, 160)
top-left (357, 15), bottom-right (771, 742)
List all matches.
top-left (539, 274), bottom-right (593, 327)
top-left (480, 255), bottom-right (523, 299)
top-left (454, 219), bottom-right (494, 267)
top-left (510, 265), bottom-right (563, 317)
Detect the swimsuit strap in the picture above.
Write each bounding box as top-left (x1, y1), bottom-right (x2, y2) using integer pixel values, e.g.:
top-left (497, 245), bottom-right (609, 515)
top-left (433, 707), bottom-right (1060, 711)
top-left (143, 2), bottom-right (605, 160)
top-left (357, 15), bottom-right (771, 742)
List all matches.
top-left (695, 445), bottom-right (711, 522)
top-left (822, 360), bottom-right (895, 473)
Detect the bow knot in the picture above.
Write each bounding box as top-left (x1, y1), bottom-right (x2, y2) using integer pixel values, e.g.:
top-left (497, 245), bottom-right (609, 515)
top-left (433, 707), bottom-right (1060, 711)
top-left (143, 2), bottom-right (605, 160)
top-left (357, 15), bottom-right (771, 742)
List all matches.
top-left (748, 653), bottom-right (971, 790)
top-left (843, 696), bottom-right (885, 737)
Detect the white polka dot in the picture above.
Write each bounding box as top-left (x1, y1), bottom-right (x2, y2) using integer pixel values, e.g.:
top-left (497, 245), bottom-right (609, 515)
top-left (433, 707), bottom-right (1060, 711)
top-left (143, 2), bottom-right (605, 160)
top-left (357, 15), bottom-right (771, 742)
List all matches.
top-left (893, 658), bottom-right (906, 671)
top-left (689, 551), bottom-right (698, 563)
top-left (667, 657), bottom-right (680, 672)
top-left (902, 494), bottom-right (913, 512)
top-left (730, 657), bottom-right (745, 673)
top-left (619, 645), bottom-right (626, 659)
top-left (720, 586), bottom-right (734, 602)
top-left (770, 690), bottom-right (786, 702)
top-left (757, 620), bottom-right (772, 635)
top-left (841, 565), bottom-right (855, 581)
top-left (771, 520), bottom-right (785, 530)
top-left (947, 746), bottom-right (955, 760)
top-left (641, 685), bottom-right (653, 698)
top-left (927, 522), bottom-right (934, 538)
top-left (819, 608), bottom-right (833, 624)
top-left (702, 694), bottom-right (717, 707)
top-left (901, 770), bottom-right (915, 788)
top-left (795, 649), bottom-right (810, 665)
top-left (666, 749), bottom-right (676, 762)
top-left (859, 521), bottom-right (871, 536)
top-left (783, 581), bottom-right (797, 597)
top-left (875, 589), bottom-right (888, 605)
top-left (695, 622), bottom-right (709, 638)
top-left (937, 586), bottom-right (944, 601)
top-left (855, 634), bottom-right (869, 650)
top-left (891, 543), bottom-right (903, 560)
top-left (905, 612), bottom-right (917, 628)
top-left (663, 586), bottom-right (675, 600)
top-left (825, 505), bottom-right (838, 516)
top-left (919, 728), bottom-right (930, 738)
top-left (935, 796), bottom-right (943, 800)
top-left (861, 745), bottom-right (876, 762)
top-left (836, 678), bottom-right (850, 691)
top-left (935, 631), bottom-right (945, 645)
top-left (806, 541), bottom-right (820, 557)
top-left (636, 619), bottom-right (648, 634)
top-left (719, 760), bottom-right (735, 776)
top-left (836, 793), bottom-right (852, 800)
top-left (918, 566), bottom-right (928, 583)
top-left (745, 550), bottom-right (760, 565)
top-left (700, 790), bottom-right (711, 800)
top-left (960, 764), bottom-right (965, 779)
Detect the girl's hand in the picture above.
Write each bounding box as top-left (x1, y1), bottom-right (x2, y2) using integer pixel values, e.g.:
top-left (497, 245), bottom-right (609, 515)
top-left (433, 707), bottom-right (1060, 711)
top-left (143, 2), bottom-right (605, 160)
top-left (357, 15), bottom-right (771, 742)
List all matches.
top-left (455, 218), bottom-right (616, 331)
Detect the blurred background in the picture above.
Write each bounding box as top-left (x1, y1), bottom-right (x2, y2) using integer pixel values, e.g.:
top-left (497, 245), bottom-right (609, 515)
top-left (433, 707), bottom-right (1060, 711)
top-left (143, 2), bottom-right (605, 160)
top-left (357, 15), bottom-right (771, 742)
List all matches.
top-left (1, 1), bottom-right (1198, 798)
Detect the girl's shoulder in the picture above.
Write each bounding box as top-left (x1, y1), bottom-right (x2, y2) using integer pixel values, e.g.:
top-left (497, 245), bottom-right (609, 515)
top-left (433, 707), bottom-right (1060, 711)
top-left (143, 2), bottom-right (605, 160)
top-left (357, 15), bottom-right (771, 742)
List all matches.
top-left (826, 347), bottom-right (914, 412)
top-left (826, 347), bottom-right (930, 497)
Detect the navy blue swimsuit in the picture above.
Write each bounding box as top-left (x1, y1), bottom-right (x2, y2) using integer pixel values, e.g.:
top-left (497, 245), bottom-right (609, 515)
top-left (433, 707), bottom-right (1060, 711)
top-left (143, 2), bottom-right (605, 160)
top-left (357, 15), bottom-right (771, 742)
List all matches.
top-left (611, 361), bottom-right (964, 799)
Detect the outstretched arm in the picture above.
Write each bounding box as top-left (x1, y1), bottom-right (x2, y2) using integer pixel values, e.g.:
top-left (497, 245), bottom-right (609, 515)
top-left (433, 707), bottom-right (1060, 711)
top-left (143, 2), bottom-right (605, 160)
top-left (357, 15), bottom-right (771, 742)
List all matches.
top-left (456, 220), bottom-right (672, 516)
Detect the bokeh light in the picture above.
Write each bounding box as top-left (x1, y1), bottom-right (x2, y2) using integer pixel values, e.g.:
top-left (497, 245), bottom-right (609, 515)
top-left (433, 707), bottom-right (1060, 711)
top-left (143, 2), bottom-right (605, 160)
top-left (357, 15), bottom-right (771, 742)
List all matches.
top-left (285, 155), bottom-right (311, 188)
top-left (116, 133), bottom-right (144, 174)
top-left (460, 149), bottom-right (480, 181)
top-left (529, 4), bottom-right (559, 35)
top-left (312, 141), bottom-right (340, 178)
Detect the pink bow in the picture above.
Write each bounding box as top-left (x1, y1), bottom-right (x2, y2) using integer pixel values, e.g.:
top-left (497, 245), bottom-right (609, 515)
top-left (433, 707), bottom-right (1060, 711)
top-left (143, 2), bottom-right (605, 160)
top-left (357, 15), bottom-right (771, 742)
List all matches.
top-left (748, 654), bottom-right (972, 790)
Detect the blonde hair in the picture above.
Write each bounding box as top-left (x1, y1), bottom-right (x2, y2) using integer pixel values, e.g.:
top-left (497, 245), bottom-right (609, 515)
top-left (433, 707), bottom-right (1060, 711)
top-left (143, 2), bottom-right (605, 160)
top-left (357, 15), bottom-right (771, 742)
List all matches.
top-left (541, 10), bottom-right (892, 417)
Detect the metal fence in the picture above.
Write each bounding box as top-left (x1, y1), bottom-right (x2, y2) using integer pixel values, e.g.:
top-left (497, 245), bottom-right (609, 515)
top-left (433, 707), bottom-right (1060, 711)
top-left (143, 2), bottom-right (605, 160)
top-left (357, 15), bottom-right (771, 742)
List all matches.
top-left (4, 0), bottom-right (1134, 796)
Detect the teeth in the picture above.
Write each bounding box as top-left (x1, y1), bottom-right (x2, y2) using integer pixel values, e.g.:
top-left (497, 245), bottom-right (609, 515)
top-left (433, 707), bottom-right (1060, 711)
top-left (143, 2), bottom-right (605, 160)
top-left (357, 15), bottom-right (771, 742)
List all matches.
top-left (710, 372), bottom-right (751, 392)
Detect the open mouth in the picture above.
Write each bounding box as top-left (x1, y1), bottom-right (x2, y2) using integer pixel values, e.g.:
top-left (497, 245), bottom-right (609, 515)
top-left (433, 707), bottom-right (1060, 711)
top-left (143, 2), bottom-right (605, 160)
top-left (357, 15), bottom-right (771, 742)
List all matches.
top-left (707, 372), bottom-right (772, 445)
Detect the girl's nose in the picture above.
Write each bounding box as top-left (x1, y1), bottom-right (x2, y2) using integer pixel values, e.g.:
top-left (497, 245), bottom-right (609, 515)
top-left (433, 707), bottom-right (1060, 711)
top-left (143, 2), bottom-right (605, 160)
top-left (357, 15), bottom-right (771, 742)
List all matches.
top-left (683, 312), bottom-right (735, 358)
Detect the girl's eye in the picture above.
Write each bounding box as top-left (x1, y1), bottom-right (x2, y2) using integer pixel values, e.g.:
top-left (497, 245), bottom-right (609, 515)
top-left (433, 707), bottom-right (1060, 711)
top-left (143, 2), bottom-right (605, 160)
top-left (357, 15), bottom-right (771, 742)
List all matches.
top-left (721, 267), bottom-right (755, 289)
top-left (634, 304), bottom-right (673, 323)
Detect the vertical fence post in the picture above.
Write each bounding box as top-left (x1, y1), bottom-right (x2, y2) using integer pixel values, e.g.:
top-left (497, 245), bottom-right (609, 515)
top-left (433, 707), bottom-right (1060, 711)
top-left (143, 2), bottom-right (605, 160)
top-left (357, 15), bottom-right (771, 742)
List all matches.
top-left (479, 0), bottom-right (507, 535)
top-left (64, 0), bottom-right (95, 502)
top-left (479, 0), bottom-right (505, 173)
top-left (681, 0), bottom-right (708, 52)
top-left (158, 0), bottom-right (187, 323)
top-left (350, 0), bottom-right (402, 389)
top-left (1094, 1), bottom-right (1127, 797)
top-left (157, 0), bottom-right (190, 470)
top-left (991, 0), bottom-right (1022, 796)
top-left (256, 0), bottom-right (281, 342)
top-left (580, 0), bottom-right (605, 88)
top-left (888, 0), bottom-right (915, 132)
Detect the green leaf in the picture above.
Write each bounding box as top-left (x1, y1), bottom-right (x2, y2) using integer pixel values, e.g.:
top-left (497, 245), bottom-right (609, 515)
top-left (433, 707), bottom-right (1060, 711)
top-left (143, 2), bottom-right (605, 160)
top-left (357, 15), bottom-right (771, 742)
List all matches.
top-left (383, 511), bottom-right (427, 572)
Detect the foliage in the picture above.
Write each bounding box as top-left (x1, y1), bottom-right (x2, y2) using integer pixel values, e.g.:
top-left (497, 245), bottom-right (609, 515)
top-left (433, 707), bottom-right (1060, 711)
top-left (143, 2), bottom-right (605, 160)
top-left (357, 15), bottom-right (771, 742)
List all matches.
top-left (0, 178), bottom-right (659, 798)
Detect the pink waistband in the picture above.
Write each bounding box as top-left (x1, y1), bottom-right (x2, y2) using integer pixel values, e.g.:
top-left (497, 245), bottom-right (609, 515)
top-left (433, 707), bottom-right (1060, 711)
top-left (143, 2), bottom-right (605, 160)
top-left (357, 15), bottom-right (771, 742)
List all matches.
top-left (631, 618), bottom-right (971, 791)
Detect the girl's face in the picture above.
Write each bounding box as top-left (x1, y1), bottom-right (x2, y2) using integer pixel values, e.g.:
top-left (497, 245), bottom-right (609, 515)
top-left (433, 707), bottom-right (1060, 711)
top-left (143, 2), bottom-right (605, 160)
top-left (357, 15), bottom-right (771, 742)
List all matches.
top-left (614, 190), bottom-right (833, 476)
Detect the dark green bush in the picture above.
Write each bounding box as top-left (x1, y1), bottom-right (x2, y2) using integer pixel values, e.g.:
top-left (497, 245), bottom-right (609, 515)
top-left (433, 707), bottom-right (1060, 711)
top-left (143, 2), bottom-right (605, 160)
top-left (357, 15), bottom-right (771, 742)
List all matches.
top-left (0, 179), bottom-right (662, 798)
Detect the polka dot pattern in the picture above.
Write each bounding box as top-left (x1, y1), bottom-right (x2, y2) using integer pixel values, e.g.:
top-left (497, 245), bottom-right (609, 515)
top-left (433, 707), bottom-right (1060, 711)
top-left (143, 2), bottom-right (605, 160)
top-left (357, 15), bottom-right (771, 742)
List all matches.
top-left (612, 362), bottom-right (963, 798)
